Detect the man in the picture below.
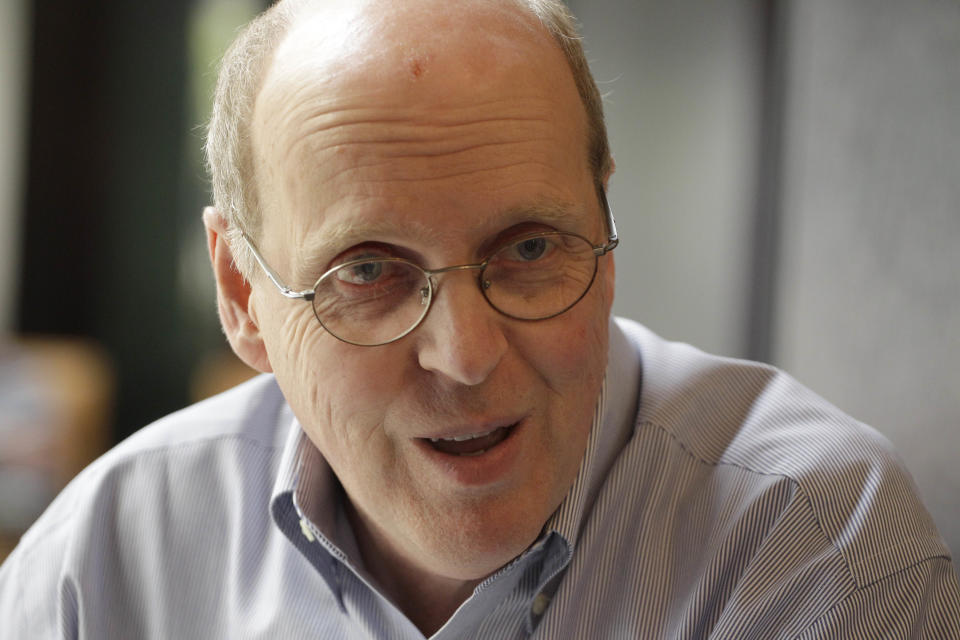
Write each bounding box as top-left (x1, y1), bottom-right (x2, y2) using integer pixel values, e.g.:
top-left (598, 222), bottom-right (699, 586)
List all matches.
top-left (1, 0), bottom-right (958, 637)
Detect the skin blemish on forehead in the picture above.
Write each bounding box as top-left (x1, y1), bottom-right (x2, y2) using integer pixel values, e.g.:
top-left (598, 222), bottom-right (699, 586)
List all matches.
top-left (410, 58), bottom-right (426, 79)
top-left (406, 51), bottom-right (433, 80)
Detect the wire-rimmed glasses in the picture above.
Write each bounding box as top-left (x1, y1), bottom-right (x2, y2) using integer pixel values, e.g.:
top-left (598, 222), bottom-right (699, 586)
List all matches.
top-left (242, 202), bottom-right (618, 346)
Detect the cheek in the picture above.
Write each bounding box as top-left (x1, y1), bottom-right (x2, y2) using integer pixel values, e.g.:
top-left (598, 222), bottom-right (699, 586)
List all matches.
top-left (253, 296), bottom-right (347, 436)
top-left (530, 303), bottom-right (609, 390)
top-left (263, 309), bottom-right (410, 454)
top-left (258, 301), bottom-right (322, 385)
top-left (530, 297), bottom-right (609, 465)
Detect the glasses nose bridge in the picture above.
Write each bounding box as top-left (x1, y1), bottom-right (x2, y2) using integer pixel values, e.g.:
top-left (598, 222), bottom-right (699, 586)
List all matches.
top-left (424, 261), bottom-right (488, 294)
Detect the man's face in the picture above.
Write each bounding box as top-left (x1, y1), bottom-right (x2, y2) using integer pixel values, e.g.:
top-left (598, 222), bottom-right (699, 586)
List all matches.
top-left (248, 1), bottom-right (614, 582)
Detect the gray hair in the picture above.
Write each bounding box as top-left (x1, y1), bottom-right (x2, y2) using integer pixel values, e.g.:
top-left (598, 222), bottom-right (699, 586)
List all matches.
top-left (205, 0), bottom-right (611, 278)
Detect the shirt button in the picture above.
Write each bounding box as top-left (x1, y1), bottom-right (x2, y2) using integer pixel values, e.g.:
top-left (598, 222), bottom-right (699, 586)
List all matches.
top-left (531, 593), bottom-right (551, 616)
top-left (299, 517), bottom-right (316, 542)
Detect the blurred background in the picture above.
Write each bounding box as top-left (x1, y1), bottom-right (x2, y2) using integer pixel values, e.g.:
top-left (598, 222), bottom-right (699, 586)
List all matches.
top-left (0, 0), bottom-right (957, 573)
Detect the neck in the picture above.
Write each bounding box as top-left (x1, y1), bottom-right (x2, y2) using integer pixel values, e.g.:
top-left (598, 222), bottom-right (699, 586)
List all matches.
top-left (346, 502), bottom-right (483, 635)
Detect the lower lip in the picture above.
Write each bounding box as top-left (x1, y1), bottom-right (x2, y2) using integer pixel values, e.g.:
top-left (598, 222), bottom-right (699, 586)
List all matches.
top-left (415, 420), bottom-right (525, 487)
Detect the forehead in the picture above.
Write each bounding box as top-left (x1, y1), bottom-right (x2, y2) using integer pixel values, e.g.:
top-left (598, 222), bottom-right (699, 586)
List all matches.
top-left (251, 0), bottom-right (595, 264)
top-left (270, 0), bottom-right (554, 80)
top-left (256, 0), bottom-right (578, 142)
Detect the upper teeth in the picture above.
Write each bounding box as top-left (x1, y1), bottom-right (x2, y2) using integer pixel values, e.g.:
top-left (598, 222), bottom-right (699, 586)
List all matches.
top-left (429, 428), bottom-right (497, 443)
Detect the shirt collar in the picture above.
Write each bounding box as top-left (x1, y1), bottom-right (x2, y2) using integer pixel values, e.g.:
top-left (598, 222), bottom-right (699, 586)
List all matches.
top-left (269, 410), bottom-right (358, 604)
top-left (271, 406), bottom-right (352, 537)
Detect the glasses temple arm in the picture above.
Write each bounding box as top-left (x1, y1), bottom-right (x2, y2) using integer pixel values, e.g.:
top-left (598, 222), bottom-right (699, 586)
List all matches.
top-left (598, 189), bottom-right (619, 254)
top-left (241, 231), bottom-right (315, 300)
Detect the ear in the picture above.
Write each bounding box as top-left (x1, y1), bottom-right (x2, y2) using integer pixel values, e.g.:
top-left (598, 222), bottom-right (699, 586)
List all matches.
top-left (602, 156), bottom-right (616, 191)
top-left (203, 207), bottom-right (272, 373)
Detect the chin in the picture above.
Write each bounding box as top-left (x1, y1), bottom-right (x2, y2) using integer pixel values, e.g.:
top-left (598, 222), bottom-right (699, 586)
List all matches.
top-left (410, 489), bottom-right (557, 580)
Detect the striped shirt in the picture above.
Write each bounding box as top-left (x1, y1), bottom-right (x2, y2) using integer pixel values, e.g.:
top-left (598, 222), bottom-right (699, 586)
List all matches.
top-left (0, 317), bottom-right (958, 638)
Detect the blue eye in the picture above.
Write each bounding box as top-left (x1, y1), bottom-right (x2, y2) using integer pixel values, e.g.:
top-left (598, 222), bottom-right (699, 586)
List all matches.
top-left (515, 237), bottom-right (547, 261)
top-left (337, 261), bottom-right (383, 284)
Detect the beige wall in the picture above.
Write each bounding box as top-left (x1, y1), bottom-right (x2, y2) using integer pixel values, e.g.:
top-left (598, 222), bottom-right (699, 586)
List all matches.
top-left (775, 0), bottom-right (960, 562)
top-left (569, 0), bottom-right (761, 358)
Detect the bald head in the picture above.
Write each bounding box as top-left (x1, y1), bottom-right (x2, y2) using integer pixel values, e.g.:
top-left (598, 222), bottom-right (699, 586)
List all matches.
top-left (206, 0), bottom-right (610, 276)
top-left (267, 0), bottom-right (555, 92)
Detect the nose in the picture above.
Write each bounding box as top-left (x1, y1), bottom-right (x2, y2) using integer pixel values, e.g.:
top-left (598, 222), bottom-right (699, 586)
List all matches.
top-left (415, 272), bottom-right (508, 386)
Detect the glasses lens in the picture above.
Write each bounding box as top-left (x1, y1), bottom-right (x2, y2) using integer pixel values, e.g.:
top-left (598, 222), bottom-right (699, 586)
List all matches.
top-left (313, 258), bottom-right (430, 345)
top-left (482, 232), bottom-right (598, 320)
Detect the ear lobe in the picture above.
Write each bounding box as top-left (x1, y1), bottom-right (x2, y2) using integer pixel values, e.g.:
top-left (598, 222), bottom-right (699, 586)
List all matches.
top-left (203, 207), bottom-right (272, 373)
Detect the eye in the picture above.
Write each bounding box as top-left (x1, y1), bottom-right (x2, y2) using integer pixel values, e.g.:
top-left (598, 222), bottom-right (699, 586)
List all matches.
top-left (513, 236), bottom-right (548, 261)
top-left (337, 260), bottom-right (383, 285)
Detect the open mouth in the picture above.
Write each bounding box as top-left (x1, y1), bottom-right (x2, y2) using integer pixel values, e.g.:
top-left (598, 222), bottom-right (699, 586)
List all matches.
top-left (422, 423), bottom-right (518, 457)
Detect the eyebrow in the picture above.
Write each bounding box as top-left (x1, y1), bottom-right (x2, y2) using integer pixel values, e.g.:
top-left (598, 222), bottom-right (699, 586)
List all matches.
top-left (293, 200), bottom-right (588, 284)
top-left (294, 218), bottom-right (446, 284)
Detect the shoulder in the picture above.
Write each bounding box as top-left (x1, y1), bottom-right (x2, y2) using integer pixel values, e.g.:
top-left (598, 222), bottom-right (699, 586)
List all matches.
top-left (0, 374), bottom-right (294, 635)
top-left (615, 318), bottom-right (951, 585)
top-left (3, 373), bottom-right (290, 569)
top-left (585, 319), bottom-right (960, 635)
